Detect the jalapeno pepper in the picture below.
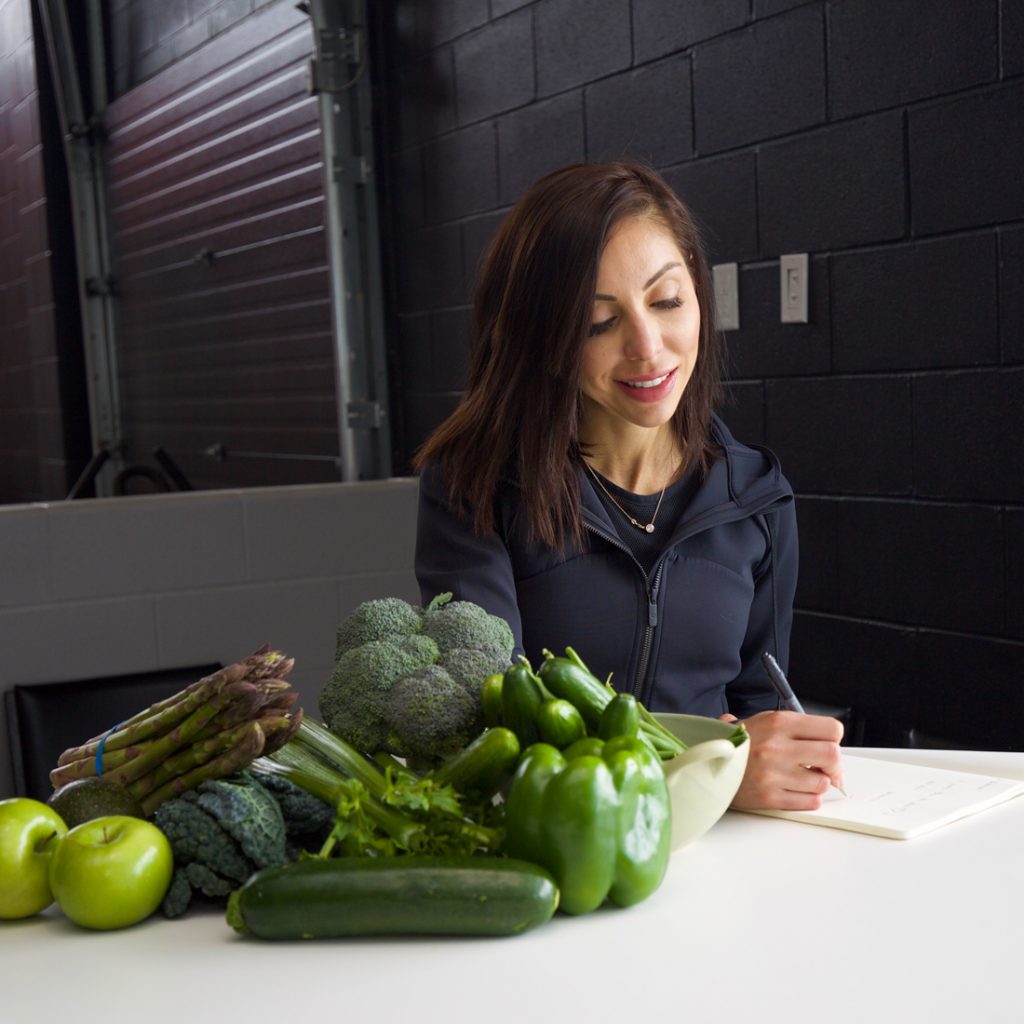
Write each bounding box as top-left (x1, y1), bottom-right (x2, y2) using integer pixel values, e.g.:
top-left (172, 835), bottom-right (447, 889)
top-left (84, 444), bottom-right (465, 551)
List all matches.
top-left (504, 736), bottom-right (671, 915)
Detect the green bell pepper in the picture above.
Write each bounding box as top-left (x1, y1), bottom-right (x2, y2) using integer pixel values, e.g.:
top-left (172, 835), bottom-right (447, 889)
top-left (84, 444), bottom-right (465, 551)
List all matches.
top-left (504, 735), bottom-right (672, 915)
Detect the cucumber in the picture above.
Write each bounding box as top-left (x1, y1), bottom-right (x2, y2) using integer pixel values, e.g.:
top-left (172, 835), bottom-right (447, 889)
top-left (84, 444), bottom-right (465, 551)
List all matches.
top-left (227, 856), bottom-right (559, 939)
top-left (480, 672), bottom-right (505, 727)
top-left (536, 650), bottom-right (612, 731)
top-left (599, 693), bottom-right (640, 740)
top-left (501, 663), bottom-right (544, 746)
top-left (431, 726), bottom-right (520, 798)
top-left (537, 698), bottom-right (587, 748)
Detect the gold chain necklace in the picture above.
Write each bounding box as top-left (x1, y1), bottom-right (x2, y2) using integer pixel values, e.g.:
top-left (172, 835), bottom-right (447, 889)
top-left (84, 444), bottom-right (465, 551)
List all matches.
top-left (584, 461), bottom-right (667, 534)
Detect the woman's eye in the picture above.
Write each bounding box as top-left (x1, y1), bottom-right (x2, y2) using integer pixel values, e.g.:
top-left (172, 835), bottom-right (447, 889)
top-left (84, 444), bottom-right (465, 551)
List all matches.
top-left (588, 317), bottom-right (616, 337)
top-left (652, 296), bottom-right (682, 310)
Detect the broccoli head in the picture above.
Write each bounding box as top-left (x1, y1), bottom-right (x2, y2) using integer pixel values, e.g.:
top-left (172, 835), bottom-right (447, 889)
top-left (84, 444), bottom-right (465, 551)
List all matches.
top-left (439, 644), bottom-right (513, 699)
top-left (421, 595), bottom-right (515, 660)
top-left (384, 665), bottom-right (480, 761)
top-left (334, 596), bottom-right (423, 659)
top-left (319, 634), bottom-right (439, 751)
top-left (319, 592), bottom-right (515, 762)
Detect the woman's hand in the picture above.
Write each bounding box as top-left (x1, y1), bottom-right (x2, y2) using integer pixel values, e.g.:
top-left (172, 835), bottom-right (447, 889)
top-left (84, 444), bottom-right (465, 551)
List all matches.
top-left (720, 710), bottom-right (845, 810)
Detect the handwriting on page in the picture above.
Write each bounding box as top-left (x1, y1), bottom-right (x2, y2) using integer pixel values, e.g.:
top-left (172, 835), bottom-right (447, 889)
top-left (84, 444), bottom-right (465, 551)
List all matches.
top-left (873, 778), bottom-right (1005, 817)
top-left (782, 756), bottom-right (1024, 838)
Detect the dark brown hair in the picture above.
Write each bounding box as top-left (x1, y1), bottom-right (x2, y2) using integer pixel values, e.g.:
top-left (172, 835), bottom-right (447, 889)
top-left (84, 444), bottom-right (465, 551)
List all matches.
top-left (414, 160), bottom-right (723, 550)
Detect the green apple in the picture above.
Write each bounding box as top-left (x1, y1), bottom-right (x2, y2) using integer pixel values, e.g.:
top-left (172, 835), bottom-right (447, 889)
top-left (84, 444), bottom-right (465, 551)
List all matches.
top-left (49, 815), bottom-right (173, 930)
top-left (0, 797), bottom-right (68, 919)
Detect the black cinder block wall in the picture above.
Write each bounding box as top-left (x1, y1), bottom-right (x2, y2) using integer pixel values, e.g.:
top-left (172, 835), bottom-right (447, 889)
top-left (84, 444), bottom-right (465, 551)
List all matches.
top-left (373, 0), bottom-right (1024, 749)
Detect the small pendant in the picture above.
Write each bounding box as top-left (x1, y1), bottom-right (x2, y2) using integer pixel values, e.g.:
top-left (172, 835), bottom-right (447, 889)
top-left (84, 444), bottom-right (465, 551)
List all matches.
top-left (644, 523), bottom-right (655, 533)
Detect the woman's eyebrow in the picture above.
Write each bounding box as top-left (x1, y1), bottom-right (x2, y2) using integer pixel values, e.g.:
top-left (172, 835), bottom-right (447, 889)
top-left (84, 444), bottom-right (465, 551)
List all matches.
top-left (594, 261), bottom-right (682, 301)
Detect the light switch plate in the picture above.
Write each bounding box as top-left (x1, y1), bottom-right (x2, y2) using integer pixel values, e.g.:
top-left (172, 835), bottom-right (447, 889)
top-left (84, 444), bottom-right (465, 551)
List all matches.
top-left (780, 253), bottom-right (809, 323)
top-left (712, 262), bottom-right (739, 331)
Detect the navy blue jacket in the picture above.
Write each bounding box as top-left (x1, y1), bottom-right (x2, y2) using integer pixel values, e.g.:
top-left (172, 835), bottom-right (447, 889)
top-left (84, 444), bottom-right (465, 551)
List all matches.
top-left (415, 415), bottom-right (794, 720)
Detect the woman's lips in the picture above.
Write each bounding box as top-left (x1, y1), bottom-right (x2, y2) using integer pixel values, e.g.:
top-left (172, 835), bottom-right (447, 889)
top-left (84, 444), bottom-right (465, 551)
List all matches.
top-left (614, 368), bottom-right (677, 403)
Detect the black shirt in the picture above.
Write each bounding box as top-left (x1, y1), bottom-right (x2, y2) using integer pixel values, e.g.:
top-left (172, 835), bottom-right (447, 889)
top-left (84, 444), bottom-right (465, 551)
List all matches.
top-left (589, 467), bottom-right (699, 575)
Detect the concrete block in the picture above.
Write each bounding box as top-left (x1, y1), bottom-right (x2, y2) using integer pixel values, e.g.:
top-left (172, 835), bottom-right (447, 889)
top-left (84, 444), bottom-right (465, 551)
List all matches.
top-left (634, 0), bottom-right (749, 62)
top-left (454, 9), bottom-right (533, 124)
top-left (758, 112), bottom-right (905, 253)
top-left (832, 234), bottom-right (999, 372)
top-left (913, 369), bottom-right (1024, 503)
top-left (663, 151), bottom-right (758, 264)
top-left (45, 492), bottom-right (247, 601)
top-left (423, 121), bottom-right (497, 222)
top-left (910, 81), bottom-right (1024, 235)
top-left (585, 55), bottom-right (692, 167)
top-left (1000, 227), bottom-right (1024, 364)
top-left (154, 577), bottom-right (340, 673)
top-left (497, 91), bottom-right (584, 204)
top-left (829, 0), bottom-right (996, 119)
top-left (535, 0), bottom-right (630, 96)
top-left (0, 505), bottom-right (49, 608)
top-left (693, 5), bottom-right (824, 153)
top-left (242, 480), bottom-right (419, 580)
top-left (836, 499), bottom-right (1004, 633)
top-left (766, 376), bottom-right (912, 494)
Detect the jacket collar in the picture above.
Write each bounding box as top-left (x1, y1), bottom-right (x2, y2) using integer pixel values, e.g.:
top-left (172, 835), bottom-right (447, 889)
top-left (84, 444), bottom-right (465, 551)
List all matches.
top-left (579, 413), bottom-right (792, 541)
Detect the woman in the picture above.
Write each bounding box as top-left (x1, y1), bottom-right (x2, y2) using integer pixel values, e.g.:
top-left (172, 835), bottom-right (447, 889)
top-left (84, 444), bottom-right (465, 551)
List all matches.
top-left (414, 161), bottom-right (843, 810)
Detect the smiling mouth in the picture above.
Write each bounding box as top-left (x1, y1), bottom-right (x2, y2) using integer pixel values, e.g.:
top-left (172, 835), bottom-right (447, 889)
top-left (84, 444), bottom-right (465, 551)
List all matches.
top-left (621, 370), bottom-right (674, 389)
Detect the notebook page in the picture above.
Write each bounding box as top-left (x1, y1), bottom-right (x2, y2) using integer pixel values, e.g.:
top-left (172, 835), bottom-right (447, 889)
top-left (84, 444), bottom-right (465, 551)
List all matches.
top-left (741, 754), bottom-right (1024, 839)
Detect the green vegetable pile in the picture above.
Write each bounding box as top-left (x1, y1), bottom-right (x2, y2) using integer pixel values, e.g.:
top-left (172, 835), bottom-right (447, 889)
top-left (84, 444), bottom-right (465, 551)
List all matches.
top-left (252, 717), bottom-right (509, 858)
top-left (154, 771), bottom-right (334, 918)
top-left (50, 647), bottom-right (302, 816)
top-left (319, 593), bottom-right (515, 764)
top-left (484, 647), bottom-right (698, 759)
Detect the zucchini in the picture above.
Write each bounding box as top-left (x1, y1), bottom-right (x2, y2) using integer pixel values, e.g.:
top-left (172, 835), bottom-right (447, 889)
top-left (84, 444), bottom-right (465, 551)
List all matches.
top-left (431, 726), bottom-right (520, 798)
top-left (227, 856), bottom-right (559, 939)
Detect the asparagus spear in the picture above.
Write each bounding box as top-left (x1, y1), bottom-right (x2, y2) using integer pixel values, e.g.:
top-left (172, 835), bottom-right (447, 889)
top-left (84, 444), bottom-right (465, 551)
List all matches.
top-left (57, 648), bottom-right (293, 765)
top-left (48, 648), bottom-right (302, 814)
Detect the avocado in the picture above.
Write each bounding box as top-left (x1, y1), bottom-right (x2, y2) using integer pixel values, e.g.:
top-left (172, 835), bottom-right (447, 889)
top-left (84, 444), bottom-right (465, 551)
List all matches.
top-left (48, 777), bottom-right (147, 827)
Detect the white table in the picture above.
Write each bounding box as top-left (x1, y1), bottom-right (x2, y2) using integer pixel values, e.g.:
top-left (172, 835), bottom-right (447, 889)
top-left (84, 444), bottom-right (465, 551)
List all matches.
top-left (4, 748), bottom-right (1023, 1024)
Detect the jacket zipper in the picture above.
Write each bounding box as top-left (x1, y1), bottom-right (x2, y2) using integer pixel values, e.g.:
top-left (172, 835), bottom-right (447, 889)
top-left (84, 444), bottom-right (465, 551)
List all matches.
top-left (582, 519), bottom-right (662, 698)
top-left (582, 493), bottom-right (788, 702)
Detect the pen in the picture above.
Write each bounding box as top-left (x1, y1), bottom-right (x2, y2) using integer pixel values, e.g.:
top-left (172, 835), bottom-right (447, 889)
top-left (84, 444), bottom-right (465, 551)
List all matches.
top-left (760, 651), bottom-right (847, 796)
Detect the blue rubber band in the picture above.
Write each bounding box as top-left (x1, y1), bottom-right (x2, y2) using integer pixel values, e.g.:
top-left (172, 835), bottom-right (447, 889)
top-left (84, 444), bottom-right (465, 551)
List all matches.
top-left (95, 721), bottom-right (125, 776)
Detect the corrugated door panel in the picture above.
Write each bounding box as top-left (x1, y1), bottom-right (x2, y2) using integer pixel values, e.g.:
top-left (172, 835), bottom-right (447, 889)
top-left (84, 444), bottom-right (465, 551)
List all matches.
top-left (104, 1), bottom-right (339, 491)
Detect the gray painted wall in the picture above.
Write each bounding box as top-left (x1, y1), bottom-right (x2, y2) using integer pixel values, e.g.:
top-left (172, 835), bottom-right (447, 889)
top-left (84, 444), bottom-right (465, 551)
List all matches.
top-left (0, 478), bottom-right (420, 798)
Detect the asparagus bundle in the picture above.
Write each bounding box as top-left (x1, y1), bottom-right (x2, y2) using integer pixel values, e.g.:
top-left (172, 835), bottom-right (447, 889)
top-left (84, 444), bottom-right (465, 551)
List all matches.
top-left (50, 646), bottom-right (303, 816)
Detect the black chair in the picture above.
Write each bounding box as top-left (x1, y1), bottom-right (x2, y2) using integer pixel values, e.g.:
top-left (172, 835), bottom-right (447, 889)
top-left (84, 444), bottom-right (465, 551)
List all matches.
top-left (5, 663), bottom-right (220, 802)
top-left (903, 727), bottom-right (1022, 752)
top-left (802, 699), bottom-right (865, 747)
top-left (904, 728), bottom-right (965, 750)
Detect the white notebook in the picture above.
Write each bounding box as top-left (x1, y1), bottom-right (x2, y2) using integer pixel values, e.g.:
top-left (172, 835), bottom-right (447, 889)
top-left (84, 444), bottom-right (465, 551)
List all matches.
top-left (742, 754), bottom-right (1024, 840)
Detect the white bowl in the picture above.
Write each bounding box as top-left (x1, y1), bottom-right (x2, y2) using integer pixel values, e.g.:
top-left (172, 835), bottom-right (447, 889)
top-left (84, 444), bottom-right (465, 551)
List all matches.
top-left (654, 713), bottom-right (750, 852)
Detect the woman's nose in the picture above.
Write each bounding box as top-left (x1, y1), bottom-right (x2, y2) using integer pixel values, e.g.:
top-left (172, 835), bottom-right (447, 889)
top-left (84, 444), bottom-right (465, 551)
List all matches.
top-left (623, 311), bottom-right (662, 360)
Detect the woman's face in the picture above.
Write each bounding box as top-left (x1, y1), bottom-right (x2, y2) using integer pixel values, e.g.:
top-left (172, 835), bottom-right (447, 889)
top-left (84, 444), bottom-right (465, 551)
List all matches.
top-left (579, 215), bottom-right (700, 442)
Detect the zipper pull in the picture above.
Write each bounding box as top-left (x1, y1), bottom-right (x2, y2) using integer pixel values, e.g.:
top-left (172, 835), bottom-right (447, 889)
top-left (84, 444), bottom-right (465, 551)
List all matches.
top-left (647, 578), bottom-right (661, 627)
